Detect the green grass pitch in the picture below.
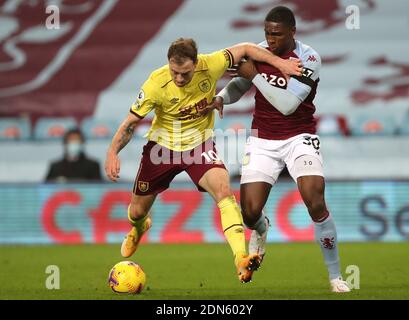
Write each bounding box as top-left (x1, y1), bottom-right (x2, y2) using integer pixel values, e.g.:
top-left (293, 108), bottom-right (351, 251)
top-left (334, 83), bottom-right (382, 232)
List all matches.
top-left (1, 243), bottom-right (408, 300)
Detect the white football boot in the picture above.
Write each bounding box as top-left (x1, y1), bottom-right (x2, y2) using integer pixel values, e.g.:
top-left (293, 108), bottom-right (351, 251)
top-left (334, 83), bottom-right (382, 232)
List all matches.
top-left (330, 277), bottom-right (351, 293)
top-left (248, 216), bottom-right (270, 266)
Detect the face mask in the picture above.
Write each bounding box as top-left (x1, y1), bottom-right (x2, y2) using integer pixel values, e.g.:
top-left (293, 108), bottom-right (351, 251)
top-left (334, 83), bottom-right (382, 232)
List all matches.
top-left (66, 142), bottom-right (83, 158)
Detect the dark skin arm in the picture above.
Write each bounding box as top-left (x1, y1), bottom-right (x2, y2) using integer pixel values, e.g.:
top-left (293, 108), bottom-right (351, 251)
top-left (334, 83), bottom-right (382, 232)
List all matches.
top-left (227, 42), bottom-right (301, 76)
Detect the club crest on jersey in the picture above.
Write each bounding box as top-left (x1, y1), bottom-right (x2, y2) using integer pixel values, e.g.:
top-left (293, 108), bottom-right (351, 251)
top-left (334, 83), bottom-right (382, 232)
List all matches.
top-left (320, 237), bottom-right (335, 250)
top-left (198, 79), bottom-right (211, 93)
top-left (138, 181), bottom-right (149, 192)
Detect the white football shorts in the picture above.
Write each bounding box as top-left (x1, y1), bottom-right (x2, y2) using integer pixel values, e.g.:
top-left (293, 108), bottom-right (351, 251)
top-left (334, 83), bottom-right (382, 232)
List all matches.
top-left (240, 134), bottom-right (324, 185)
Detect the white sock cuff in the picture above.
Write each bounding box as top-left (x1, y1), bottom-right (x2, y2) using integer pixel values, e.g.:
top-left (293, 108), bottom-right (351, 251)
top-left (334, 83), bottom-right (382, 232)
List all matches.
top-left (313, 213), bottom-right (332, 226)
top-left (251, 211), bottom-right (267, 234)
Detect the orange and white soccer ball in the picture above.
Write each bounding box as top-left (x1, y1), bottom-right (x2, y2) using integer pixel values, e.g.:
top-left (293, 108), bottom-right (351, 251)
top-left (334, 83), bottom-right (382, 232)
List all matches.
top-left (108, 261), bottom-right (146, 294)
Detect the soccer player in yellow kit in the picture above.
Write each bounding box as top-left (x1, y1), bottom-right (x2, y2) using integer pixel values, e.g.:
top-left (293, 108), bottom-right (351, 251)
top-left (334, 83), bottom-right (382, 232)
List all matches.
top-left (105, 38), bottom-right (301, 283)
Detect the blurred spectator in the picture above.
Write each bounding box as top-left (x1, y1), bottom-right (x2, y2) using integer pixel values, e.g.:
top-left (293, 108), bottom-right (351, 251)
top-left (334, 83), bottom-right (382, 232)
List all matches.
top-left (45, 128), bottom-right (102, 182)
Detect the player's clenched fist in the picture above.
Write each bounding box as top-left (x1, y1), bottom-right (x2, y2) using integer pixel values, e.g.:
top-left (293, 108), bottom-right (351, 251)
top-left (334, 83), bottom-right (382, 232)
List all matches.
top-left (197, 96), bottom-right (224, 119)
top-left (237, 59), bottom-right (259, 80)
top-left (105, 151), bottom-right (121, 182)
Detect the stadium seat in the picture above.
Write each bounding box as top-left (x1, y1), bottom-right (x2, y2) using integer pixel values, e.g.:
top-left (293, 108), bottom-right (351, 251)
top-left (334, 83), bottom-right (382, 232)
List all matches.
top-left (34, 117), bottom-right (77, 140)
top-left (0, 117), bottom-right (31, 141)
top-left (398, 113), bottom-right (409, 135)
top-left (316, 114), bottom-right (350, 136)
top-left (351, 114), bottom-right (397, 136)
top-left (81, 117), bottom-right (119, 140)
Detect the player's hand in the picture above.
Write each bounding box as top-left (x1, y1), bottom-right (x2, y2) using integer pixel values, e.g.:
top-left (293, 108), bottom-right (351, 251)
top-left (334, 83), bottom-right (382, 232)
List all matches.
top-left (227, 57), bottom-right (247, 78)
top-left (237, 59), bottom-right (258, 80)
top-left (105, 151), bottom-right (120, 182)
top-left (197, 96), bottom-right (224, 119)
top-left (277, 58), bottom-right (303, 78)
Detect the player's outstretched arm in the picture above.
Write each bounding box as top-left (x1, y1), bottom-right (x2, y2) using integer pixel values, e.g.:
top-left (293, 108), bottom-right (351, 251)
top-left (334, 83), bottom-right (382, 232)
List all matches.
top-left (227, 42), bottom-right (302, 77)
top-left (105, 113), bottom-right (142, 182)
top-left (237, 59), bottom-right (310, 115)
top-left (217, 76), bottom-right (252, 105)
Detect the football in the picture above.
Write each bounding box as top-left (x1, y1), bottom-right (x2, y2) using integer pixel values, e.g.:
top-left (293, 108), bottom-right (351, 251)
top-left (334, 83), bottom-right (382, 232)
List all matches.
top-left (108, 261), bottom-right (146, 294)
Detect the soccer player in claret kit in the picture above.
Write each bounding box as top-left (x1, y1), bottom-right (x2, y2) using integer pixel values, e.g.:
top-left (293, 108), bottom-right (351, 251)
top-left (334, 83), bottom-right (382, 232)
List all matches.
top-left (209, 6), bottom-right (351, 292)
top-left (104, 38), bottom-right (301, 283)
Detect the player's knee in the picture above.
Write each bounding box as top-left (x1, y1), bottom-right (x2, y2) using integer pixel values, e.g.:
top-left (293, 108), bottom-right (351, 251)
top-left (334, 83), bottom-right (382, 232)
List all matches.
top-left (300, 182), bottom-right (325, 215)
top-left (214, 184), bottom-right (232, 203)
top-left (242, 215), bottom-right (258, 228)
top-left (128, 203), bottom-right (149, 220)
top-left (240, 202), bottom-right (263, 228)
top-left (305, 198), bottom-right (325, 218)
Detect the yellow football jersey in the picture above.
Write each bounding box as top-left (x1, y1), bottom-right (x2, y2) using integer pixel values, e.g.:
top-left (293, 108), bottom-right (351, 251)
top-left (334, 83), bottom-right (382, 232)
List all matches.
top-left (130, 49), bottom-right (233, 151)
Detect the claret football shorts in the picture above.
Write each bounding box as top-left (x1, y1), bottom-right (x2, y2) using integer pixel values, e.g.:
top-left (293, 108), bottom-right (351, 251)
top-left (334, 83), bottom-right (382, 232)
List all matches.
top-left (133, 139), bottom-right (226, 195)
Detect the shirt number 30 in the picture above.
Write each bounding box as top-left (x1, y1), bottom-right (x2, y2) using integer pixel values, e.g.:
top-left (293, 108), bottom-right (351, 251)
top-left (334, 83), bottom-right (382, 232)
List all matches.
top-left (303, 136), bottom-right (320, 150)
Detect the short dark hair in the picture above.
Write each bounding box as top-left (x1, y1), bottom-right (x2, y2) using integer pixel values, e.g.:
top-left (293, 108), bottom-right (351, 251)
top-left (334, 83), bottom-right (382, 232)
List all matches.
top-left (265, 6), bottom-right (296, 28)
top-left (167, 38), bottom-right (198, 64)
top-left (63, 128), bottom-right (85, 144)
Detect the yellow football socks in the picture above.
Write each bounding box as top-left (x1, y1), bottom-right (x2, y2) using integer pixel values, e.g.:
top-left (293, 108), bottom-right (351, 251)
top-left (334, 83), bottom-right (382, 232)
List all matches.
top-left (217, 195), bottom-right (247, 263)
top-left (127, 206), bottom-right (149, 231)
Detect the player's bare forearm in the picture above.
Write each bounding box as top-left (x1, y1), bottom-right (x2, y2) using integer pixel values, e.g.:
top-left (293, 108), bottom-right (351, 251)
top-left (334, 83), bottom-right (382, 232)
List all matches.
top-left (108, 114), bottom-right (141, 155)
top-left (227, 42), bottom-right (268, 64)
top-left (105, 113), bottom-right (141, 182)
top-left (227, 42), bottom-right (302, 76)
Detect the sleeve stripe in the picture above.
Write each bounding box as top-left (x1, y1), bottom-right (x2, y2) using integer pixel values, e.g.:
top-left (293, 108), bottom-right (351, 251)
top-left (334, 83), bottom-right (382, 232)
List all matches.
top-left (129, 108), bottom-right (144, 119)
top-left (224, 49), bottom-right (234, 68)
top-left (290, 75), bottom-right (316, 88)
